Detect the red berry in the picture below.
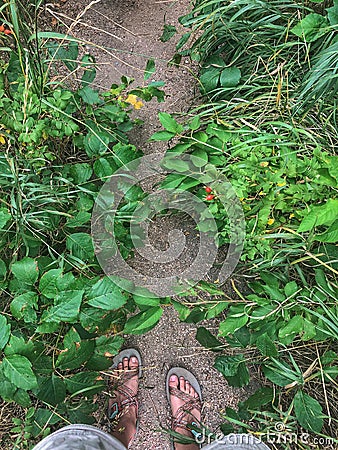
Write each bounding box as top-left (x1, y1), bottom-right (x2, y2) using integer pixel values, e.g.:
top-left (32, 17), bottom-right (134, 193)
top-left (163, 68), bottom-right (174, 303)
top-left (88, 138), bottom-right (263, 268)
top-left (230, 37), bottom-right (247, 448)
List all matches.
top-left (0, 25), bottom-right (4, 33)
top-left (205, 186), bottom-right (212, 193)
top-left (206, 194), bottom-right (215, 201)
top-left (4, 29), bottom-right (12, 35)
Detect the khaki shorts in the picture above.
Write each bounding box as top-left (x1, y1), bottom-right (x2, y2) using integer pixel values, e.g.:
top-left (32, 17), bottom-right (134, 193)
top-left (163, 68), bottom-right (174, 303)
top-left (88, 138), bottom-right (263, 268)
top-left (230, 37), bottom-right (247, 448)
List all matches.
top-left (32, 425), bottom-right (271, 450)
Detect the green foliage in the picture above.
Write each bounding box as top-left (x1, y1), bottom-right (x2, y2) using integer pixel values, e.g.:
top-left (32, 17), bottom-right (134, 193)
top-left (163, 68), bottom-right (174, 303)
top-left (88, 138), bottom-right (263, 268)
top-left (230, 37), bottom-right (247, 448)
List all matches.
top-left (152, 0), bottom-right (338, 445)
top-left (0, 1), bottom-right (167, 440)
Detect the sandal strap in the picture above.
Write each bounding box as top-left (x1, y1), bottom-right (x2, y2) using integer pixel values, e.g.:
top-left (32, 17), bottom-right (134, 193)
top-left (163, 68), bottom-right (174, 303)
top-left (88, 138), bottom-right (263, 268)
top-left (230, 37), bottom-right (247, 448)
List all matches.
top-left (108, 372), bottom-right (139, 422)
top-left (169, 386), bottom-right (201, 431)
top-left (169, 385), bottom-right (201, 405)
top-left (172, 399), bottom-right (201, 429)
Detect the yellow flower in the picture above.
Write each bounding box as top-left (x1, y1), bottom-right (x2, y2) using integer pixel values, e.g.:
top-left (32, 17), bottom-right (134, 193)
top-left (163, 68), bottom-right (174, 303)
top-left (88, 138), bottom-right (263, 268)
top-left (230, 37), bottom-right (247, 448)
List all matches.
top-left (289, 213), bottom-right (295, 219)
top-left (277, 181), bottom-right (286, 187)
top-left (267, 218), bottom-right (275, 225)
top-left (0, 135), bottom-right (5, 144)
top-left (260, 161), bottom-right (269, 167)
top-left (125, 94), bottom-right (144, 110)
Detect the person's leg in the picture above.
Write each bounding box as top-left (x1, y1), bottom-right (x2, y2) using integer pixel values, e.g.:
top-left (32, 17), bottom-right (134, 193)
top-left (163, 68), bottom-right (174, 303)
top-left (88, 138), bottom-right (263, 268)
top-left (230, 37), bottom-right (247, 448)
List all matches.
top-left (168, 373), bottom-right (201, 450)
top-left (108, 355), bottom-right (140, 449)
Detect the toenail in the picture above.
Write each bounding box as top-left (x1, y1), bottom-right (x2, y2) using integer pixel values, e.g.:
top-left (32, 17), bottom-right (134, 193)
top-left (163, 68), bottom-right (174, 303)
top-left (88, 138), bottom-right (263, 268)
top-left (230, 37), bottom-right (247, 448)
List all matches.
top-left (170, 375), bottom-right (176, 381)
top-left (131, 357), bottom-right (137, 362)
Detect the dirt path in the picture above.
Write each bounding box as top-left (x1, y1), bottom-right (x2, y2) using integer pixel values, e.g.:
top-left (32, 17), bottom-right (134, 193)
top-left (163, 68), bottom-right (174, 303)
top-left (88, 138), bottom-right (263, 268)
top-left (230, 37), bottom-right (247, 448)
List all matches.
top-left (45, 1), bottom-right (255, 448)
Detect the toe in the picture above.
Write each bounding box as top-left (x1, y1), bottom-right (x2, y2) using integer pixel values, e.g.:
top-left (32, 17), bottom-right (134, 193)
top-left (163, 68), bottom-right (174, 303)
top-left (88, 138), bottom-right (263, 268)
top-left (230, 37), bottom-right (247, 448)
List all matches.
top-left (169, 374), bottom-right (179, 388)
top-left (179, 376), bottom-right (185, 392)
top-left (117, 362), bottom-right (123, 371)
top-left (129, 356), bottom-right (139, 370)
top-left (185, 380), bottom-right (191, 394)
top-left (122, 357), bottom-right (129, 370)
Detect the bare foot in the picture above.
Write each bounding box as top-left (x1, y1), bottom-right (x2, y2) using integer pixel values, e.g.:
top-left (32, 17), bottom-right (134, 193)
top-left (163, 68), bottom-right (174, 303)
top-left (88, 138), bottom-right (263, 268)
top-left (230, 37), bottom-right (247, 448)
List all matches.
top-left (169, 374), bottom-right (201, 450)
top-left (108, 356), bottom-right (139, 449)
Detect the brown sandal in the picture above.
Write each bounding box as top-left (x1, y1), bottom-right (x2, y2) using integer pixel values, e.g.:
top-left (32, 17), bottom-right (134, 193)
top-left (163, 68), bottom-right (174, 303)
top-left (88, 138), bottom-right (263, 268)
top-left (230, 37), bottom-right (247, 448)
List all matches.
top-left (107, 349), bottom-right (142, 445)
top-left (166, 367), bottom-right (203, 448)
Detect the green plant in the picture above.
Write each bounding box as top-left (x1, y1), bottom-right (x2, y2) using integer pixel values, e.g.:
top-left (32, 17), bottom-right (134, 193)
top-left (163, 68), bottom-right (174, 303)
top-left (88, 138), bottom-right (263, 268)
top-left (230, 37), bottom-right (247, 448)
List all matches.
top-left (0, 2), bottom-right (168, 444)
top-left (153, 0), bottom-right (338, 446)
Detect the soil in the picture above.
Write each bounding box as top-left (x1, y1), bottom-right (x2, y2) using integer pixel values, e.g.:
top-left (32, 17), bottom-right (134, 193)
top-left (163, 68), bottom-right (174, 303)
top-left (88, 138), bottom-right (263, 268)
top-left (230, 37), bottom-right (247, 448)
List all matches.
top-left (18, 1), bottom-right (257, 448)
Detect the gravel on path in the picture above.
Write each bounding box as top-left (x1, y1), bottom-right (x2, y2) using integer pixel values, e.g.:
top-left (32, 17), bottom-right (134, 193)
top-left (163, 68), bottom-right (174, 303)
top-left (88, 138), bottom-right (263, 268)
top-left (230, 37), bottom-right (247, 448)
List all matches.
top-left (45, 1), bottom-right (257, 448)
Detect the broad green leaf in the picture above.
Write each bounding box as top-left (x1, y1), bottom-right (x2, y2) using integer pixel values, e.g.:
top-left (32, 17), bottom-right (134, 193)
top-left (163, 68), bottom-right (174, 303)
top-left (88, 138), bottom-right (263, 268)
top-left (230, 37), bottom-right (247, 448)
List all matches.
top-left (219, 67), bottom-right (241, 88)
top-left (65, 372), bottom-right (105, 395)
top-left (66, 399), bottom-right (97, 424)
top-left (4, 335), bottom-right (35, 358)
top-left (160, 173), bottom-right (189, 190)
top-left (171, 300), bottom-right (190, 321)
top-left (95, 335), bottom-right (124, 357)
top-left (85, 353), bottom-right (112, 371)
top-left (87, 277), bottom-right (126, 310)
top-left (196, 326), bottom-right (223, 351)
top-left (0, 378), bottom-right (17, 401)
top-left (327, 2), bottom-right (338, 25)
top-left (144, 58), bottom-right (155, 80)
top-left (35, 374), bottom-right (66, 406)
top-left (42, 290), bottom-right (84, 323)
top-left (218, 315), bottom-right (248, 337)
top-left (11, 257), bottom-right (39, 285)
top-left (301, 318), bottom-right (317, 341)
top-left (291, 13), bottom-right (329, 42)
top-left (314, 219), bottom-right (338, 243)
top-left (3, 355), bottom-right (37, 390)
top-left (159, 112), bottom-right (183, 134)
top-left (214, 355), bottom-right (250, 387)
top-left (14, 389), bottom-right (31, 407)
top-left (93, 158), bottom-right (114, 179)
top-left (10, 292), bottom-right (38, 322)
top-left (256, 333), bottom-right (278, 357)
top-left (66, 211), bottom-right (91, 228)
top-left (162, 157), bottom-right (190, 172)
top-left (133, 295), bottom-right (160, 308)
top-left (200, 67), bottom-right (220, 93)
top-left (79, 86), bottom-right (101, 105)
top-left (294, 391), bottom-right (323, 432)
top-left (80, 307), bottom-right (117, 333)
top-left (298, 199), bottom-right (338, 232)
top-left (160, 24), bottom-right (177, 42)
top-left (56, 340), bottom-right (95, 370)
top-left (191, 149), bottom-right (208, 167)
top-left (123, 307), bottom-right (163, 334)
top-left (39, 269), bottom-right (63, 298)
top-left (66, 233), bottom-right (95, 261)
top-left (279, 316), bottom-right (303, 340)
top-left (284, 281), bottom-right (299, 297)
top-left (189, 116), bottom-right (200, 131)
top-left (84, 132), bottom-right (110, 157)
top-left (69, 163), bottom-right (93, 183)
top-left (0, 315), bottom-right (11, 350)
top-left (241, 387), bottom-right (274, 409)
top-left (150, 130), bottom-right (176, 141)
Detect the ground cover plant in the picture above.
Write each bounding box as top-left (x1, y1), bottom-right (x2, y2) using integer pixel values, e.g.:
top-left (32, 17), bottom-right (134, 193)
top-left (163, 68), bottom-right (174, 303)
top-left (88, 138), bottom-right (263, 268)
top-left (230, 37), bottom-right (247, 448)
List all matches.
top-left (155, 0), bottom-right (338, 447)
top-left (0, 0), bottom-right (166, 446)
top-left (0, 0), bottom-right (337, 449)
